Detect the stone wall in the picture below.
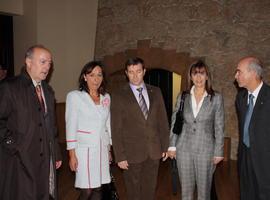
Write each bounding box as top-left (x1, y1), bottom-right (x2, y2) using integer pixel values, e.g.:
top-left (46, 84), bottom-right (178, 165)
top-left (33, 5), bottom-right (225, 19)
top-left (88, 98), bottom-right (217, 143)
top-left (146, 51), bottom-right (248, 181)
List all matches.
top-left (95, 0), bottom-right (270, 160)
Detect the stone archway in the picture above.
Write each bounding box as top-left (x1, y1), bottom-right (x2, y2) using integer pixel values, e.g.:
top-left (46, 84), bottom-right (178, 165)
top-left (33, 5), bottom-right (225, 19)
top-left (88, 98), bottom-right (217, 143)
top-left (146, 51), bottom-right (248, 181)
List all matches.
top-left (102, 39), bottom-right (199, 91)
top-left (101, 39), bottom-right (231, 160)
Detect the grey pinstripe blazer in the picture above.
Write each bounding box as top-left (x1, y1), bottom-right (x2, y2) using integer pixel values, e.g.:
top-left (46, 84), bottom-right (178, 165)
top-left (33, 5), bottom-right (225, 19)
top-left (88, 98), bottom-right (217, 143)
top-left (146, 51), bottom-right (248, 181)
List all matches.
top-left (170, 92), bottom-right (224, 157)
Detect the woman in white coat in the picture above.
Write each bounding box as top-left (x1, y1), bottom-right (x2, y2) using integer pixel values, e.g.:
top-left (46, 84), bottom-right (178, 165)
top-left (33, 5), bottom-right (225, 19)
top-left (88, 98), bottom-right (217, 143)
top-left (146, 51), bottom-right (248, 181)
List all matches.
top-left (65, 61), bottom-right (111, 200)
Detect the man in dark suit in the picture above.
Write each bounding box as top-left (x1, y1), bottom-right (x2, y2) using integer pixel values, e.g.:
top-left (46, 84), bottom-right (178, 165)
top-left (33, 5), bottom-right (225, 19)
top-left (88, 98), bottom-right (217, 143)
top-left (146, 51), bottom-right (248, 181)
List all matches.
top-left (0, 45), bottom-right (62, 200)
top-left (111, 57), bottom-right (169, 200)
top-left (235, 56), bottom-right (270, 200)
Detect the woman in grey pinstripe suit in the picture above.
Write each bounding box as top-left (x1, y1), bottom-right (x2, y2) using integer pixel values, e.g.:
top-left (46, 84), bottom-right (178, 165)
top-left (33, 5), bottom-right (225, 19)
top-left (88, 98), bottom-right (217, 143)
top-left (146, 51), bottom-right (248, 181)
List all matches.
top-left (168, 60), bottom-right (225, 200)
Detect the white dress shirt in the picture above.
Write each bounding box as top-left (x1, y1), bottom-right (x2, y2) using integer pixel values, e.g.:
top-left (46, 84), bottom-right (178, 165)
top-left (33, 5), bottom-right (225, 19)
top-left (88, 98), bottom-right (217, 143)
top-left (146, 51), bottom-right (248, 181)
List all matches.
top-left (247, 81), bottom-right (263, 105)
top-left (129, 82), bottom-right (150, 109)
top-left (190, 86), bottom-right (208, 118)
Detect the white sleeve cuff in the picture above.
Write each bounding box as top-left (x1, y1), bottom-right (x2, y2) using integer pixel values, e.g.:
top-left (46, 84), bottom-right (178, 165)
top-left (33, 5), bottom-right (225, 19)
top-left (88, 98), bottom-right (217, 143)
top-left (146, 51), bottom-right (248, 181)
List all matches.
top-left (66, 141), bottom-right (77, 150)
top-left (168, 146), bottom-right (176, 151)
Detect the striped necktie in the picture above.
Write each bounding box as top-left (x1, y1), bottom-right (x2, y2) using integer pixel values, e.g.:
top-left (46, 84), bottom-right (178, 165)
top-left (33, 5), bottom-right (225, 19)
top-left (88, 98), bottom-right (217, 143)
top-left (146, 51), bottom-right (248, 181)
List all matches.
top-left (36, 84), bottom-right (45, 112)
top-left (137, 87), bottom-right (149, 119)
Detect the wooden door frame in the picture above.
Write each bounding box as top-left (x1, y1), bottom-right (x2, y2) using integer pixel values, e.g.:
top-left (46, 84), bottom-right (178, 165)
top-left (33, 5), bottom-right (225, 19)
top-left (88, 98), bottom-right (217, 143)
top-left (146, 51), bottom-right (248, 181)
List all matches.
top-left (102, 39), bottom-right (200, 91)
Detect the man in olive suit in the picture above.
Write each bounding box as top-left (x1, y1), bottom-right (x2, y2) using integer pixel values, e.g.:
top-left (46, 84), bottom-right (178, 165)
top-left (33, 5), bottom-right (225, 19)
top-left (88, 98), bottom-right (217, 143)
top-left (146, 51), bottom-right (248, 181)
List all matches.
top-left (111, 57), bottom-right (169, 200)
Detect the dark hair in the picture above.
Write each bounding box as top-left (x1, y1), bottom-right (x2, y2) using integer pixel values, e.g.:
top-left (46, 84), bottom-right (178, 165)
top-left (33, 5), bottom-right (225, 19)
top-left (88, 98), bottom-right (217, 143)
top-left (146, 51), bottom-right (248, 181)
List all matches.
top-left (187, 60), bottom-right (215, 98)
top-left (25, 44), bottom-right (50, 59)
top-left (78, 61), bottom-right (106, 95)
top-left (125, 57), bottom-right (145, 71)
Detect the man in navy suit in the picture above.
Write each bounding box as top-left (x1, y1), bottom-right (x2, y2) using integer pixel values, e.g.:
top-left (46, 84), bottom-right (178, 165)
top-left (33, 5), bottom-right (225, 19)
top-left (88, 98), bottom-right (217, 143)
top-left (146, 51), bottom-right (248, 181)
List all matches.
top-left (235, 56), bottom-right (270, 200)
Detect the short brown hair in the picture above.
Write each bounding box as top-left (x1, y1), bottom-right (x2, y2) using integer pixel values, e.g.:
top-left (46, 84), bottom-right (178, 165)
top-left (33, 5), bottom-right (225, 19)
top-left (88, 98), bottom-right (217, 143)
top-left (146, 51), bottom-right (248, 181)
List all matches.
top-left (125, 57), bottom-right (145, 71)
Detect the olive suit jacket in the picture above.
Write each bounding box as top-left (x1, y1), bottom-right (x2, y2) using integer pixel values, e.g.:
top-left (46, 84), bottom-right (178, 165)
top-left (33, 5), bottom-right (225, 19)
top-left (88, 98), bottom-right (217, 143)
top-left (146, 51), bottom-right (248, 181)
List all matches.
top-left (111, 83), bottom-right (169, 164)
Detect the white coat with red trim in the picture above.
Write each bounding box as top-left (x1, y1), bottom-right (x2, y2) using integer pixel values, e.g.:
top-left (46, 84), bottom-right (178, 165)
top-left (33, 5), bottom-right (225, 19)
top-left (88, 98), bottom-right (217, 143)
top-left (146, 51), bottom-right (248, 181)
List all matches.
top-left (65, 90), bottom-right (111, 188)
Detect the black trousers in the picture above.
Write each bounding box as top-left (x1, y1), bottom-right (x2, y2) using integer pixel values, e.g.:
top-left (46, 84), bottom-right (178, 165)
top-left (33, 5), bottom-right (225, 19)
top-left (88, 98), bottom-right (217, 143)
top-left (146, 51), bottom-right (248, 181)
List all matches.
top-left (239, 146), bottom-right (259, 200)
top-left (211, 174), bottom-right (218, 200)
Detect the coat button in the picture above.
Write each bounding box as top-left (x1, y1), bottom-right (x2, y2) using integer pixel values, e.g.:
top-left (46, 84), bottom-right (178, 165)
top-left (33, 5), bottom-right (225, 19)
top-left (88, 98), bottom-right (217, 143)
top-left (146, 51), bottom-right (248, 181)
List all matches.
top-left (39, 138), bottom-right (43, 142)
top-left (38, 107), bottom-right (42, 111)
top-left (193, 128), bottom-right (196, 132)
top-left (39, 123), bottom-right (42, 127)
top-left (194, 120), bottom-right (196, 123)
top-left (40, 153), bottom-right (43, 156)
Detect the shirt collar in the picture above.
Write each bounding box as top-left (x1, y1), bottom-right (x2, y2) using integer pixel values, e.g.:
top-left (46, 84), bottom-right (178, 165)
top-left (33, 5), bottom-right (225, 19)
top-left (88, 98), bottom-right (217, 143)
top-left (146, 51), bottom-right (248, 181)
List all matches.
top-left (32, 79), bottom-right (41, 87)
top-left (190, 85), bottom-right (208, 97)
top-left (129, 82), bottom-right (146, 92)
top-left (248, 81), bottom-right (263, 99)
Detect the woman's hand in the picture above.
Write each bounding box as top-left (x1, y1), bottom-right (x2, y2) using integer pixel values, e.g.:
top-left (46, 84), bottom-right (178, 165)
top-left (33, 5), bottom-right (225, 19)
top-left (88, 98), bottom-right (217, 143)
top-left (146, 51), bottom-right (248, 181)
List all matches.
top-left (162, 152), bottom-right (168, 161)
top-left (118, 160), bottom-right (129, 170)
top-left (168, 150), bottom-right (176, 159)
top-left (69, 149), bottom-right (78, 172)
top-left (56, 161), bottom-right (62, 169)
top-left (213, 156), bottom-right (224, 165)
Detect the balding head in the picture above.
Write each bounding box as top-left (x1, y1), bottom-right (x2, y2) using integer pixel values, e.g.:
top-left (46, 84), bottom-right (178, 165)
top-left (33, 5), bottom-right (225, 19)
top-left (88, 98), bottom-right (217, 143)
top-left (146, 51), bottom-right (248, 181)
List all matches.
top-left (235, 56), bottom-right (263, 92)
top-left (238, 56), bottom-right (263, 79)
top-left (25, 45), bottom-right (52, 82)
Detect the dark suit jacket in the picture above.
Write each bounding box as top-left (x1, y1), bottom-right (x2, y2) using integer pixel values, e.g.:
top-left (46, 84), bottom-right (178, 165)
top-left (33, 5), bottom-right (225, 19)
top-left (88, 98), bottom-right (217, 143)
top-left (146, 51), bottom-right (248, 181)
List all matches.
top-left (111, 83), bottom-right (169, 164)
top-left (0, 70), bottom-right (61, 200)
top-left (236, 83), bottom-right (270, 196)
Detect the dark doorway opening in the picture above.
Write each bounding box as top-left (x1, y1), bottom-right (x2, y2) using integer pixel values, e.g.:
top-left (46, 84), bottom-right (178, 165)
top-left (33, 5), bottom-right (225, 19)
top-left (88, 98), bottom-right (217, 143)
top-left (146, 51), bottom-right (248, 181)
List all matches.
top-left (144, 69), bottom-right (172, 123)
top-left (0, 14), bottom-right (14, 78)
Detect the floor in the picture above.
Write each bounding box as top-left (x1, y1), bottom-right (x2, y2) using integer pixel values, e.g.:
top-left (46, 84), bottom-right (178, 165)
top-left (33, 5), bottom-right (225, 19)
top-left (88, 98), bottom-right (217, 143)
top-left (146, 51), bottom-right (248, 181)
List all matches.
top-left (58, 146), bottom-right (240, 200)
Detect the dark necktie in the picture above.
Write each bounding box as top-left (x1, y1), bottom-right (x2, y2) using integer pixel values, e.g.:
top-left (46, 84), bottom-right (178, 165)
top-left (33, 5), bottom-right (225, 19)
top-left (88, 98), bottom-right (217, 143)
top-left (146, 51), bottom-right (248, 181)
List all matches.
top-left (36, 84), bottom-right (45, 112)
top-left (137, 87), bottom-right (149, 119)
top-left (243, 94), bottom-right (254, 147)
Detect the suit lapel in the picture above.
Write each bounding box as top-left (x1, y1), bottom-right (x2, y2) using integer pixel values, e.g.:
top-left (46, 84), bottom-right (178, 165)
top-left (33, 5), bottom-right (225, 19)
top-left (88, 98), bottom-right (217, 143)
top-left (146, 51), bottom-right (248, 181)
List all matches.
top-left (239, 90), bottom-right (248, 121)
top-left (195, 95), bottom-right (211, 120)
top-left (235, 89), bottom-right (248, 137)
top-left (125, 84), bottom-right (138, 104)
top-left (41, 82), bottom-right (51, 116)
top-left (185, 93), bottom-right (211, 120)
top-left (21, 70), bottom-right (43, 114)
top-left (251, 83), bottom-right (267, 123)
top-left (146, 85), bottom-right (153, 117)
top-left (30, 83), bottom-right (41, 111)
top-left (185, 94), bottom-right (195, 120)
top-left (82, 91), bottom-right (102, 118)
